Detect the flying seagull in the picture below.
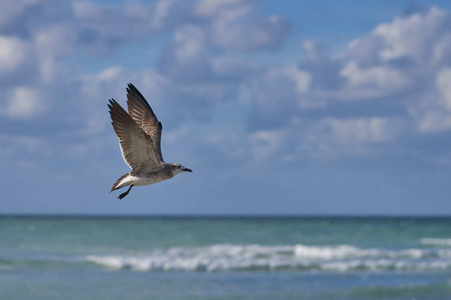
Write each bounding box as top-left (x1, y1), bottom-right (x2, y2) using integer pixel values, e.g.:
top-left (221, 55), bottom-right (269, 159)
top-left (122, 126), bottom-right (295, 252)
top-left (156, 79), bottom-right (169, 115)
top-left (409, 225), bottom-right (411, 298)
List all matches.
top-left (108, 83), bottom-right (192, 199)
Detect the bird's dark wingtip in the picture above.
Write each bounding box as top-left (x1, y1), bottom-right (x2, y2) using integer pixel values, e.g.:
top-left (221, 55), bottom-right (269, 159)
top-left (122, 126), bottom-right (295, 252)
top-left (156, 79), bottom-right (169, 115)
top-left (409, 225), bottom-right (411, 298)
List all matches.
top-left (126, 83), bottom-right (136, 94)
top-left (125, 83), bottom-right (152, 110)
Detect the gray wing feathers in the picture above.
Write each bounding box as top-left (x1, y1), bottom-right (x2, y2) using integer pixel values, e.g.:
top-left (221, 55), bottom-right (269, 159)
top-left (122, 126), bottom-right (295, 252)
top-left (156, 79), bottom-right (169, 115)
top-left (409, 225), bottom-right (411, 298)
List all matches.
top-left (108, 99), bottom-right (162, 172)
top-left (126, 83), bottom-right (164, 162)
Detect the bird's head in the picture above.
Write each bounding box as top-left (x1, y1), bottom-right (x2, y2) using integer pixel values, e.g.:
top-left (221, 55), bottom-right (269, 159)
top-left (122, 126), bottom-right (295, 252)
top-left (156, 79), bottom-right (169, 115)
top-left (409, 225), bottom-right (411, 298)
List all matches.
top-left (170, 163), bottom-right (193, 176)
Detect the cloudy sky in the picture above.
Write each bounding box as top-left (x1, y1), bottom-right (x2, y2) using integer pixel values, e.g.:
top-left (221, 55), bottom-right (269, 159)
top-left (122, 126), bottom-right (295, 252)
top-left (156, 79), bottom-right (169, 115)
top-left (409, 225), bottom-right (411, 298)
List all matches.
top-left (2, 0), bottom-right (451, 215)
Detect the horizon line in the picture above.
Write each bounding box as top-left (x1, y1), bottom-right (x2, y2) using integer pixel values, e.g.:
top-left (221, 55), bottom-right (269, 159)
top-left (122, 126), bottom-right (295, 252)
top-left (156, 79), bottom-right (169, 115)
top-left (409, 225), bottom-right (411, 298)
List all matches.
top-left (0, 213), bottom-right (450, 219)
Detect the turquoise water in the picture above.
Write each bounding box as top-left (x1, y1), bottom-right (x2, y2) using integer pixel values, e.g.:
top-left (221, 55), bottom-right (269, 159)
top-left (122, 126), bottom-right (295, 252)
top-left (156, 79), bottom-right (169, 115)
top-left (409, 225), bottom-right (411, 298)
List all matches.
top-left (0, 216), bottom-right (450, 299)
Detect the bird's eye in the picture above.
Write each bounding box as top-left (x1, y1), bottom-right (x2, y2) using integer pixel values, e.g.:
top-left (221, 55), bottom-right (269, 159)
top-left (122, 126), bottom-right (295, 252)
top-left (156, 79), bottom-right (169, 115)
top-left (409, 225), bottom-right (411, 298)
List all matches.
top-left (177, 165), bottom-right (180, 168)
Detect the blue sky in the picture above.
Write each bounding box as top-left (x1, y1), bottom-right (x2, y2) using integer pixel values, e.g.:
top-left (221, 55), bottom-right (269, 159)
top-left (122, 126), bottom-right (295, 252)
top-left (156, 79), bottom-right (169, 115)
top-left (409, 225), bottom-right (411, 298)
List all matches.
top-left (2, 0), bottom-right (451, 215)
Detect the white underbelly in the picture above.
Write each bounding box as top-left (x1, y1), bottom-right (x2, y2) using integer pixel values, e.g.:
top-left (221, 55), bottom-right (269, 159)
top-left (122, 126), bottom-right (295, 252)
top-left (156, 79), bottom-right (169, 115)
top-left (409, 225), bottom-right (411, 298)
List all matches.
top-left (117, 175), bottom-right (166, 188)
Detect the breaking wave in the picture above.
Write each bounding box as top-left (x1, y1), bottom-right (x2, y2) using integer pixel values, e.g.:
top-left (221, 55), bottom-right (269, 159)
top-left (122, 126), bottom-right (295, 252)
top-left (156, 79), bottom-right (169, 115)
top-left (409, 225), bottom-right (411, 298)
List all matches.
top-left (421, 238), bottom-right (451, 246)
top-left (85, 243), bottom-right (451, 272)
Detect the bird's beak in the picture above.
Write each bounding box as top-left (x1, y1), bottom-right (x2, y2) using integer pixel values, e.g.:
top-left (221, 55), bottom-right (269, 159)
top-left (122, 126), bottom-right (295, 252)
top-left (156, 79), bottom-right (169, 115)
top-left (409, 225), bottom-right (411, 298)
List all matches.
top-left (183, 168), bottom-right (193, 173)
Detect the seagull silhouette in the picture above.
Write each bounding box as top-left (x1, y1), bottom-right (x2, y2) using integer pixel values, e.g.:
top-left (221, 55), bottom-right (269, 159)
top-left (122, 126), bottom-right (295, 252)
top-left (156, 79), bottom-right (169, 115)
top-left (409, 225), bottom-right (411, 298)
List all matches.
top-left (108, 83), bottom-right (192, 199)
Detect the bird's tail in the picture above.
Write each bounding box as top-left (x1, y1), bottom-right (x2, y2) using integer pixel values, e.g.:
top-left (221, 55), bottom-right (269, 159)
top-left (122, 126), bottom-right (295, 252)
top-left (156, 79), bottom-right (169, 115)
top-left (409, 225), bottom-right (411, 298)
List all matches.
top-left (110, 173), bottom-right (130, 192)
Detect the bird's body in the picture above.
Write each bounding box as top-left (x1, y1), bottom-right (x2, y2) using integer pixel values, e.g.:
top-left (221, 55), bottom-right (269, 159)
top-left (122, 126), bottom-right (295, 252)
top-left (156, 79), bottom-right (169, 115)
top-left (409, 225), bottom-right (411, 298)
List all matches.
top-left (108, 84), bottom-right (192, 199)
top-left (111, 164), bottom-right (176, 189)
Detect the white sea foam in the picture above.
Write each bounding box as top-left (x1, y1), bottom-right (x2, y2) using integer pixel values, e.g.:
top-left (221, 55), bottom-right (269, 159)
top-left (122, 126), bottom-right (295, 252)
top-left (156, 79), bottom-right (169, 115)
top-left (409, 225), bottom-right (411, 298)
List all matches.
top-left (84, 243), bottom-right (451, 272)
top-left (294, 244), bottom-right (371, 259)
top-left (294, 244), bottom-right (440, 260)
top-left (421, 238), bottom-right (451, 246)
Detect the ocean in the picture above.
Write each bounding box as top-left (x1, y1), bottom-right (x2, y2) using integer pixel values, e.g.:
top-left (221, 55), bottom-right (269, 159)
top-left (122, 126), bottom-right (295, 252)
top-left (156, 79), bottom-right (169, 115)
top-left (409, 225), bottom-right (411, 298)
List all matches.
top-left (0, 216), bottom-right (450, 299)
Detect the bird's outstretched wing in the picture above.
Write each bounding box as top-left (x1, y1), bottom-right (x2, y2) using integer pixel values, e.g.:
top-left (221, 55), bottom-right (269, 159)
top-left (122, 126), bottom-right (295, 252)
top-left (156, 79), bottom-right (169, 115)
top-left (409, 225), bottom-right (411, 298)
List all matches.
top-left (108, 99), bottom-right (162, 172)
top-left (126, 83), bottom-right (164, 162)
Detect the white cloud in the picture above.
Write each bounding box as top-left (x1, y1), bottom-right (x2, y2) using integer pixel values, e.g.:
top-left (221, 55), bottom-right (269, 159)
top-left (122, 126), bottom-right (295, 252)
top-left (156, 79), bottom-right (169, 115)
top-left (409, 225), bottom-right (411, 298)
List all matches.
top-left (415, 110), bottom-right (451, 133)
top-left (2, 87), bottom-right (45, 119)
top-left (212, 14), bottom-right (290, 51)
top-left (327, 118), bottom-right (400, 143)
top-left (0, 36), bottom-right (27, 73)
top-left (436, 68), bottom-right (451, 110)
top-left (252, 65), bottom-right (312, 109)
top-left (410, 67), bottom-right (451, 133)
top-left (149, 0), bottom-right (181, 30)
top-left (294, 6), bottom-right (451, 139)
top-left (194, 0), bottom-right (289, 52)
top-left (194, 0), bottom-right (251, 18)
top-left (339, 61), bottom-right (412, 99)
top-left (303, 118), bottom-right (403, 158)
top-left (71, 0), bottom-right (191, 55)
top-left (173, 25), bottom-right (207, 65)
top-left (302, 40), bottom-right (321, 62)
top-left (270, 66), bottom-right (311, 95)
top-left (333, 8), bottom-right (451, 102)
top-left (374, 6), bottom-right (447, 62)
